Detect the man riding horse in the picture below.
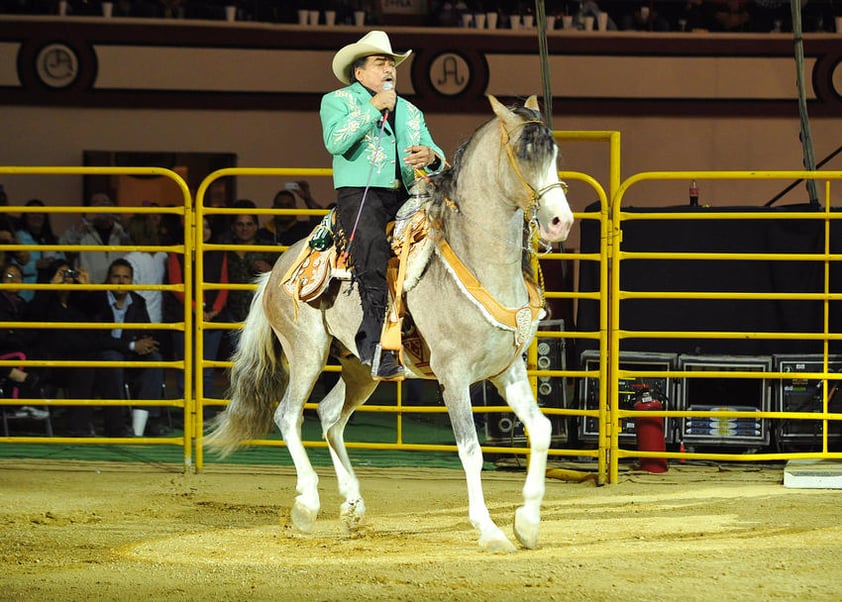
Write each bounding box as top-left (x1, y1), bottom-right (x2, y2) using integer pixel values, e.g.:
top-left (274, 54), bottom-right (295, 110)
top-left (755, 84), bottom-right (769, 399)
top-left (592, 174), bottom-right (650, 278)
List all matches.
top-left (320, 31), bottom-right (446, 380)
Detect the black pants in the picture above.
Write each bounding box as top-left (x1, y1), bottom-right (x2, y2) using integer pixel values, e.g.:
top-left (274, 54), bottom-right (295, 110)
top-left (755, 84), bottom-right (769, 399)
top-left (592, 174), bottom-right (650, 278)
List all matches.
top-left (98, 349), bottom-right (164, 436)
top-left (336, 186), bottom-right (407, 362)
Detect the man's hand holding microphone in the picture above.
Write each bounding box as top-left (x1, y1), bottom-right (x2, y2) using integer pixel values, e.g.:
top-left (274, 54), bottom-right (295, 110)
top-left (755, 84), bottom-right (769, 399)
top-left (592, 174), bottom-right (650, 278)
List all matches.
top-left (371, 80), bottom-right (395, 116)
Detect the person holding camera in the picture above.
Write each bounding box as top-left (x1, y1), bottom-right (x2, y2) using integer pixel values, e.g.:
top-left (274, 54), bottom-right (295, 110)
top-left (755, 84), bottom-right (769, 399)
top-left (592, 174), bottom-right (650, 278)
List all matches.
top-left (28, 261), bottom-right (101, 435)
top-left (33, 259), bottom-right (166, 437)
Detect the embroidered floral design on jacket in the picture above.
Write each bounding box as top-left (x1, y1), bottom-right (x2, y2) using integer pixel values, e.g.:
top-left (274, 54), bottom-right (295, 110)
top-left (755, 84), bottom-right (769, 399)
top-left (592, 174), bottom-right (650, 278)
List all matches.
top-left (330, 89), bottom-right (370, 146)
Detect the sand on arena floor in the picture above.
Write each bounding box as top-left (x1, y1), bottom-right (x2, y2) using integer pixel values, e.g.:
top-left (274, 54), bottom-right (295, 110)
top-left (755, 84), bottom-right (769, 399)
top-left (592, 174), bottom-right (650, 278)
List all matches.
top-left (1, 459), bottom-right (841, 601)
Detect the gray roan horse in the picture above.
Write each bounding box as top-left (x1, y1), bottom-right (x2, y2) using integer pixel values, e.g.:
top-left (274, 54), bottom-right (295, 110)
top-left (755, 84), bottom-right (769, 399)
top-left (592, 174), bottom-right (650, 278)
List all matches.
top-left (207, 95), bottom-right (574, 552)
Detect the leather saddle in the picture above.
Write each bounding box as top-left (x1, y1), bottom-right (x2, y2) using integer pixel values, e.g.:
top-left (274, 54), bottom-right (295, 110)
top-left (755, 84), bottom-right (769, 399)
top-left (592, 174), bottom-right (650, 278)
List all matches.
top-left (281, 192), bottom-right (436, 376)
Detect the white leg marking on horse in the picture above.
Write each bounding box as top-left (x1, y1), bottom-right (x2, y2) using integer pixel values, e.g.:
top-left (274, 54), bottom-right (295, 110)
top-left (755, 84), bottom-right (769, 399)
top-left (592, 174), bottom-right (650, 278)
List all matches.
top-left (325, 438), bottom-right (367, 537)
top-left (505, 379), bottom-right (551, 549)
top-left (448, 396), bottom-right (516, 553)
top-left (276, 399), bottom-right (320, 533)
top-left (319, 375), bottom-right (374, 538)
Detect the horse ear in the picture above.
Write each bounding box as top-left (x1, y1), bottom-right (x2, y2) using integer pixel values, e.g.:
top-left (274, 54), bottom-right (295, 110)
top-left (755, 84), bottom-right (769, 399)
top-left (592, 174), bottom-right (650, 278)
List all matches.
top-left (524, 95), bottom-right (540, 112)
top-left (487, 94), bottom-right (520, 129)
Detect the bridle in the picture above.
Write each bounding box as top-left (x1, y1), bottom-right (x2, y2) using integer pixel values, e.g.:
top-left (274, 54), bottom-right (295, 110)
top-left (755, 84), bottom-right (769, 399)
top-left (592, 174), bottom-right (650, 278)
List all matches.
top-left (498, 118), bottom-right (568, 218)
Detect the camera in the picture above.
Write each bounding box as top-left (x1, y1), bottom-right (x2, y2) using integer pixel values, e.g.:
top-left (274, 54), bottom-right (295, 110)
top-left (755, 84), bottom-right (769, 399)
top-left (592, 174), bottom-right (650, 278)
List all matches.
top-left (284, 181), bottom-right (300, 191)
top-left (65, 269), bottom-right (79, 280)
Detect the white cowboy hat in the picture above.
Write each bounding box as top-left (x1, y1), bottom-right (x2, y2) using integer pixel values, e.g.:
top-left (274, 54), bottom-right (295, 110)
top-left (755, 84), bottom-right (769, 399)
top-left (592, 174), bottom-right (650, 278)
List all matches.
top-left (331, 30), bottom-right (412, 85)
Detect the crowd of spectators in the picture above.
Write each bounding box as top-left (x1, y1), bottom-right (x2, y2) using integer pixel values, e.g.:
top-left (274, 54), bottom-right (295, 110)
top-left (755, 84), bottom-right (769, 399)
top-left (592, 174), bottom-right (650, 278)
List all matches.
top-left (0, 181), bottom-right (321, 437)
top-left (440, 1), bottom-right (840, 32)
top-left (2, 0), bottom-right (840, 33)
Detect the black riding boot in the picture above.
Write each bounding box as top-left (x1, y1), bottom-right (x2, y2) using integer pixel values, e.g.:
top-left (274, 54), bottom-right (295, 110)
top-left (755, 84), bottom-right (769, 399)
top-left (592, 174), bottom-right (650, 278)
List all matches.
top-left (355, 298), bottom-right (386, 366)
top-left (355, 289), bottom-right (401, 379)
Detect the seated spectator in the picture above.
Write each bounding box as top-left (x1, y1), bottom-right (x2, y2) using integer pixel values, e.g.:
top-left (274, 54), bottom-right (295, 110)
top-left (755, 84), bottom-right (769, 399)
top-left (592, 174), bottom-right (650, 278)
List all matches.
top-left (428, 0), bottom-right (468, 27)
top-left (707, 0), bottom-right (750, 32)
top-left (802, 1), bottom-right (836, 32)
top-left (579, 0), bottom-right (619, 30)
top-left (0, 217), bottom-right (31, 278)
top-left (58, 193), bottom-right (130, 285)
top-left (0, 262), bottom-right (42, 407)
top-left (164, 216), bottom-right (229, 409)
top-left (258, 181), bottom-right (322, 247)
top-left (87, 259), bottom-right (167, 437)
top-left (616, 1), bottom-right (672, 31)
top-left (671, 0), bottom-right (716, 31)
top-left (28, 261), bottom-right (100, 436)
top-left (15, 199), bottom-right (65, 302)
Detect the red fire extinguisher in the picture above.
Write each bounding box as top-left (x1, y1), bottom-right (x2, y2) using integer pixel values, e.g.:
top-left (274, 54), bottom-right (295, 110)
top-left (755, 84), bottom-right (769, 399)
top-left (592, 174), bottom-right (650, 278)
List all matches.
top-left (634, 388), bottom-right (668, 473)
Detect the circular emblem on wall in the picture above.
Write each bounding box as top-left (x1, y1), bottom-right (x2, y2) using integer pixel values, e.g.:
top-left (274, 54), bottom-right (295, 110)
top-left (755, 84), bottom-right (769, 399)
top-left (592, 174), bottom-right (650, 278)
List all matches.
top-left (35, 43), bottom-right (79, 89)
top-left (428, 52), bottom-right (471, 97)
top-left (831, 57), bottom-right (842, 101)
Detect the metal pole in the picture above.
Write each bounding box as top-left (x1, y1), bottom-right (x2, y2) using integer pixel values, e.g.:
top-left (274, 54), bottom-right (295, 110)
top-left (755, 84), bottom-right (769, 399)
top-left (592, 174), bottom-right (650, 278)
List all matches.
top-left (790, 0), bottom-right (819, 205)
top-left (534, 0), bottom-right (553, 128)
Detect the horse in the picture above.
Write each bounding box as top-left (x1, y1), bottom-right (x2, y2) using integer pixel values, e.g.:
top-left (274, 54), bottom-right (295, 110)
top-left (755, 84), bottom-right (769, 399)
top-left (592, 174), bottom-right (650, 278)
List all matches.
top-left (206, 94), bottom-right (575, 552)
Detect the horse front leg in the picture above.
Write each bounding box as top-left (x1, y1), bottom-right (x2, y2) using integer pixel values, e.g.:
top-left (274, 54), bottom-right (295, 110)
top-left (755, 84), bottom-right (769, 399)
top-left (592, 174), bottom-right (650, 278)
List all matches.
top-left (499, 376), bottom-right (551, 549)
top-left (444, 387), bottom-right (517, 553)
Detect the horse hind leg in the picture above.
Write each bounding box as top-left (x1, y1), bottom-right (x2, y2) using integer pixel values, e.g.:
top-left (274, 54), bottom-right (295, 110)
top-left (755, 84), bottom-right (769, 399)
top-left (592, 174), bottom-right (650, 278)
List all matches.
top-left (318, 358), bottom-right (378, 537)
top-left (276, 353), bottom-right (327, 534)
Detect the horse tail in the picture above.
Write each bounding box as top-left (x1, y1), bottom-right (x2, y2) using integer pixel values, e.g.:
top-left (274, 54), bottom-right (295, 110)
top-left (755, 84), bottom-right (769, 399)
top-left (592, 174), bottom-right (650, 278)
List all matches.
top-left (205, 271), bottom-right (288, 457)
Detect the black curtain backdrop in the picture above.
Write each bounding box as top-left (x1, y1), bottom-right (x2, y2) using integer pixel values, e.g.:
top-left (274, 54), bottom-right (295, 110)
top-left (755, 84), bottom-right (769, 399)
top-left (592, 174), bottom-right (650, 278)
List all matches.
top-left (576, 202), bottom-right (841, 362)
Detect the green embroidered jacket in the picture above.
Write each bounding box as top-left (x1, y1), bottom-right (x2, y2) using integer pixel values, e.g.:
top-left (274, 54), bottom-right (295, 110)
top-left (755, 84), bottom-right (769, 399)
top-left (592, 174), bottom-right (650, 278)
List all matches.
top-left (320, 82), bottom-right (445, 191)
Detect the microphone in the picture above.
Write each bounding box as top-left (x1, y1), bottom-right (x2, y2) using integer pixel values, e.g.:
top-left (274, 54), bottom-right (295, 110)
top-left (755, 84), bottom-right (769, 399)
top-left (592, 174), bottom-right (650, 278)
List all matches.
top-left (380, 81), bottom-right (394, 126)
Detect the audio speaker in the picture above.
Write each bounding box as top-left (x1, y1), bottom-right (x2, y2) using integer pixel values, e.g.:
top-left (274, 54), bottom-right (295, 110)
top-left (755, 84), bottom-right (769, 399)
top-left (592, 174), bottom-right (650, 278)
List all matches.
top-left (678, 354), bottom-right (772, 449)
top-left (774, 354), bottom-right (842, 451)
top-left (578, 350), bottom-right (676, 444)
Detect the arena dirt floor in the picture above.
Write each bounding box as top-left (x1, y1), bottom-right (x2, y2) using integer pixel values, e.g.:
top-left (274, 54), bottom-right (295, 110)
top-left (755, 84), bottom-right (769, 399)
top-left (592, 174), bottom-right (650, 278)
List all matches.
top-left (1, 458), bottom-right (841, 601)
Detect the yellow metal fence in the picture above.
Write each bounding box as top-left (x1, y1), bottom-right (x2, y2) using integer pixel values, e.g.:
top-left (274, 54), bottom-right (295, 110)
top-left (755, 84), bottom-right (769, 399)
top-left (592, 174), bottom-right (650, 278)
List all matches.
top-left (609, 171), bottom-right (842, 483)
top-left (0, 166), bottom-right (195, 467)
top-left (192, 167), bottom-right (609, 472)
top-left (3, 158), bottom-right (840, 483)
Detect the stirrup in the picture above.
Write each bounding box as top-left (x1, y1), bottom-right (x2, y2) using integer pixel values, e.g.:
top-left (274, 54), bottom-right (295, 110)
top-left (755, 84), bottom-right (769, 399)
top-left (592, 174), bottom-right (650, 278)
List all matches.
top-left (370, 344), bottom-right (405, 382)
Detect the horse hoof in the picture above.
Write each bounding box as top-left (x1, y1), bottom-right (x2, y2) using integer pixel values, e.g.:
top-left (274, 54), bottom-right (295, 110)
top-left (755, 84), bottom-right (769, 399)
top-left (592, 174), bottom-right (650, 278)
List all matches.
top-left (513, 506), bottom-right (539, 549)
top-left (291, 501), bottom-right (318, 533)
top-left (340, 499), bottom-right (367, 537)
top-left (478, 529), bottom-right (517, 553)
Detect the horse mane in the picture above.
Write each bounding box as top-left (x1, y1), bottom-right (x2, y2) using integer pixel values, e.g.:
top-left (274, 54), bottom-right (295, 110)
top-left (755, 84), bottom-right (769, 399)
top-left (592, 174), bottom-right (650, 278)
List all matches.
top-left (427, 135), bottom-right (469, 201)
top-left (430, 102), bottom-right (554, 199)
top-left (425, 102), bottom-right (557, 287)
